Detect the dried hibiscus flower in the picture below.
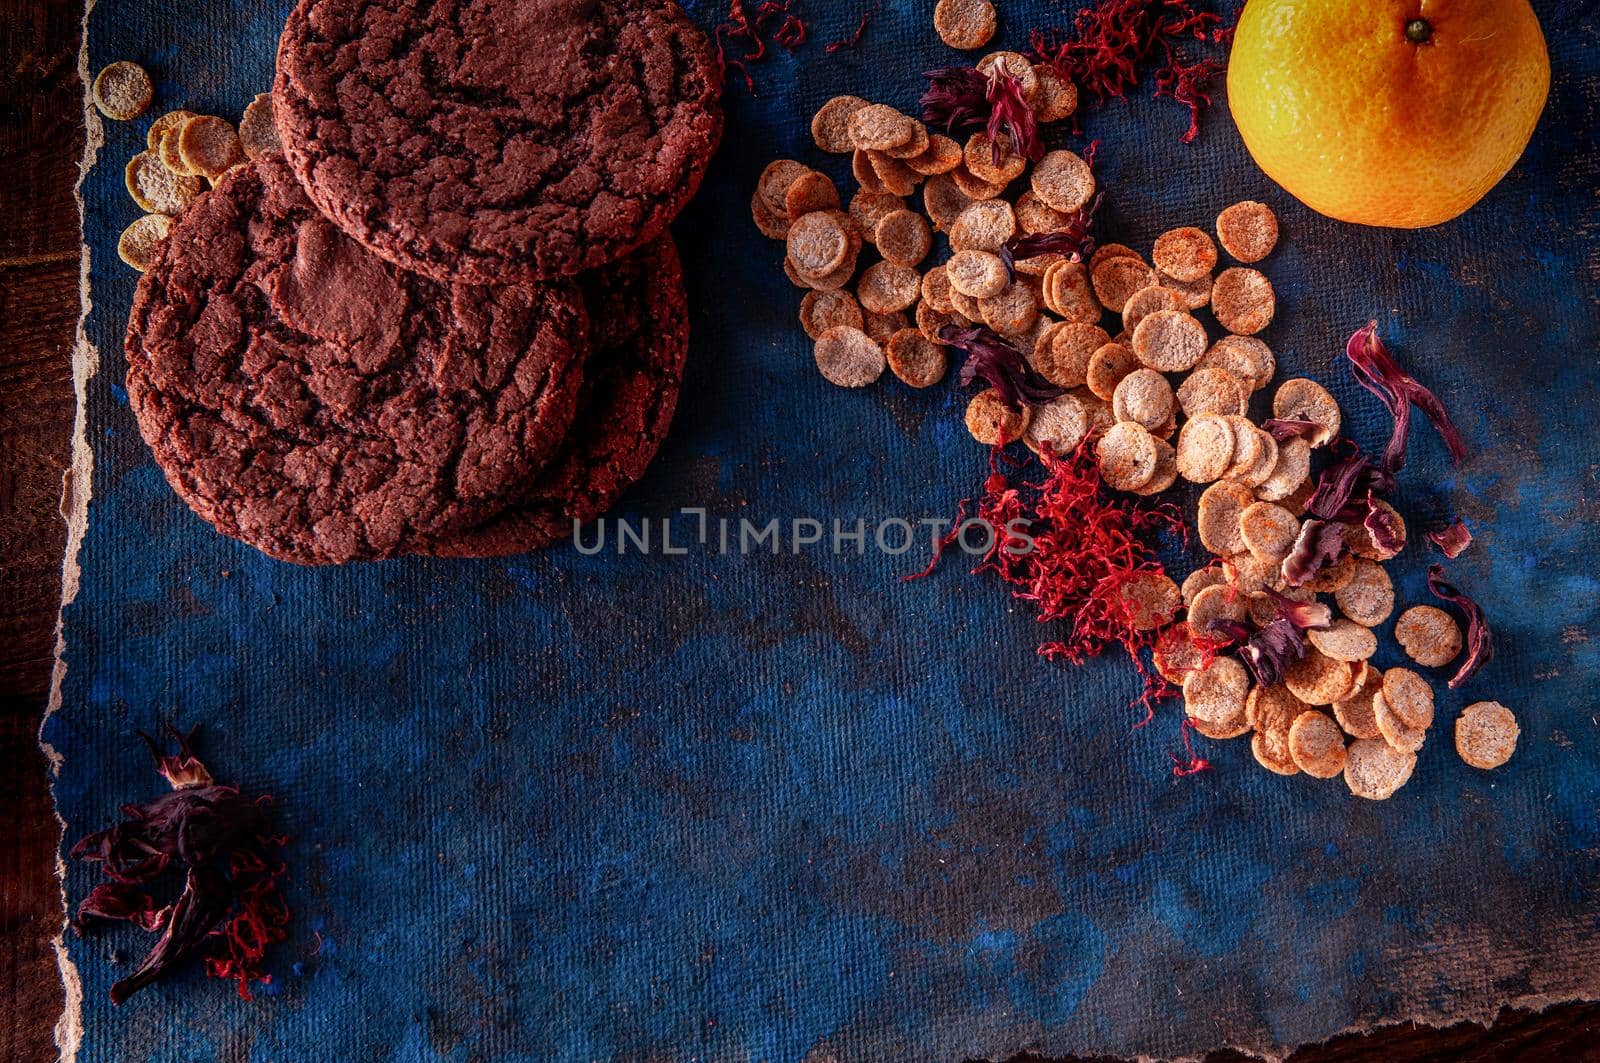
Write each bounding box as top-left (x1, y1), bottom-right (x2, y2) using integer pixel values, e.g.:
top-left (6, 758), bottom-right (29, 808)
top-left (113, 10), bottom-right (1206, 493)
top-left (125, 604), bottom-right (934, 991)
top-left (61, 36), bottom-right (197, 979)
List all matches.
top-left (1344, 322), bottom-right (1468, 473)
top-left (71, 726), bottom-right (290, 1003)
top-left (999, 191), bottom-right (1103, 276)
top-left (941, 324), bottom-right (1067, 409)
top-left (921, 66), bottom-right (1045, 163)
top-left (1209, 617), bottom-right (1306, 688)
top-left (1281, 518), bottom-right (1349, 589)
top-left (1260, 587), bottom-right (1333, 630)
top-left (1305, 440), bottom-right (1395, 522)
top-left (1427, 518), bottom-right (1473, 558)
top-left (1362, 492), bottom-right (1407, 560)
top-left (1427, 564), bottom-right (1494, 689)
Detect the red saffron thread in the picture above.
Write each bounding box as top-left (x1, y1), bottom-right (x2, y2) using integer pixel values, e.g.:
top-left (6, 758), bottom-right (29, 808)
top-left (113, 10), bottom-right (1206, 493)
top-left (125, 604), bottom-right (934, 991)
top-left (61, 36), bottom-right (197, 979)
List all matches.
top-left (714, 0), bottom-right (810, 93)
top-left (825, 1), bottom-right (879, 53)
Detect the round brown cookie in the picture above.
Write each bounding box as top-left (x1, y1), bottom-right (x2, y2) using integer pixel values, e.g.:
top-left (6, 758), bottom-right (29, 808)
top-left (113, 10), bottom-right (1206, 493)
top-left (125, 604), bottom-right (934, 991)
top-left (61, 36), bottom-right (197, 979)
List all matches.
top-left (428, 236), bottom-right (689, 557)
top-left (124, 156), bottom-right (588, 565)
top-left (274, 0), bottom-right (722, 284)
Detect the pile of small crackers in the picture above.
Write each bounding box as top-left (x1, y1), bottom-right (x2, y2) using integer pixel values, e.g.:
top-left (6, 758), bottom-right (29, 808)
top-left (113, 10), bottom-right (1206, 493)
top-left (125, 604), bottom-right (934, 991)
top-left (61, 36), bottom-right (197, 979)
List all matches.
top-left (93, 61), bottom-right (278, 272)
top-left (756, 41), bottom-right (1519, 799)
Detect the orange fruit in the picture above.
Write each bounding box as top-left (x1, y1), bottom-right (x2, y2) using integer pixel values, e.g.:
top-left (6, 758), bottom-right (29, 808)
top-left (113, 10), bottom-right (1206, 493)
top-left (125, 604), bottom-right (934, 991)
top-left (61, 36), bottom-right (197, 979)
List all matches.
top-left (1228, 0), bottom-right (1549, 229)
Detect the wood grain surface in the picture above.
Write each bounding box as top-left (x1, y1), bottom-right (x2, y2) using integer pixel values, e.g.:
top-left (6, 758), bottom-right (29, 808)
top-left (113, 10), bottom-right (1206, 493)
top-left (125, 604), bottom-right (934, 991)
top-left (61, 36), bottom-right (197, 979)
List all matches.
top-left (0, 2), bottom-right (1594, 1060)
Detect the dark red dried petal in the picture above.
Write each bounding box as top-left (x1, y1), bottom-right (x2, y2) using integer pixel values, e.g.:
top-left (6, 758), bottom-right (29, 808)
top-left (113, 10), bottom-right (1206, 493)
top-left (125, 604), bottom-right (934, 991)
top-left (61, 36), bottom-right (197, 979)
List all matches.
top-left (76, 882), bottom-right (163, 932)
top-left (1427, 564), bottom-right (1493, 689)
top-left (110, 866), bottom-right (233, 1005)
top-left (1426, 518), bottom-right (1473, 558)
top-left (1000, 191), bottom-right (1104, 274)
top-left (1345, 322), bottom-right (1468, 473)
top-left (139, 724), bottom-right (213, 789)
top-left (941, 324), bottom-right (1067, 409)
top-left (922, 66), bottom-right (993, 135)
top-left (1306, 440), bottom-right (1396, 521)
top-left (1281, 518), bottom-right (1348, 588)
top-left (1210, 616), bottom-right (1305, 688)
top-left (986, 71), bottom-right (1043, 162)
top-left (1262, 588), bottom-right (1332, 630)
top-left (1261, 418), bottom-right (1326, 444)
top-left (1362, 492), bottom-right (1407, 560)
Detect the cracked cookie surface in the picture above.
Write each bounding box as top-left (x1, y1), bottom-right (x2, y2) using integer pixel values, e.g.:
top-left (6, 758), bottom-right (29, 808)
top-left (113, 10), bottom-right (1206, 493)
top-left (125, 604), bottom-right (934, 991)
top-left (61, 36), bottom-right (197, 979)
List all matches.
top-left (125, 155), bottom-right (589, 565)
top-left (274, 0), bottom-right (723, 284)
top-left (427, 235), bottom-right (688, 556)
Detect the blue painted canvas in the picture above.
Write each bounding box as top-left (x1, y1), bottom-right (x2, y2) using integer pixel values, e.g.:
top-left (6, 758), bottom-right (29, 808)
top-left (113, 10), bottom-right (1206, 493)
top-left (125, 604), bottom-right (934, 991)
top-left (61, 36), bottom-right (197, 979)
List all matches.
top-left (49, 1), bottom-right (1600, 1059)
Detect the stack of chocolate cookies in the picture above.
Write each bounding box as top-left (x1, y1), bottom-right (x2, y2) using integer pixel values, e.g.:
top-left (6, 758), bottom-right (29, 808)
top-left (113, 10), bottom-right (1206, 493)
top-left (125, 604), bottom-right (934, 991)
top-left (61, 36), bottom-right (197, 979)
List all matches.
top-left (123, 0), bottom-right (722, 564)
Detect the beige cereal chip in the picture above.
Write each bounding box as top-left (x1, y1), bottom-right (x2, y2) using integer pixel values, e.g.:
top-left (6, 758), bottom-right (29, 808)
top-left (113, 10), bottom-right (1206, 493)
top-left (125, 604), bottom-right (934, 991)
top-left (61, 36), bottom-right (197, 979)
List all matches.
top-left (1111, 368), bottom-right (1173, 431)
top-left (752, 188), bottom-right (789, 239)
top-left (1090, 243), bottom-right (1139, 269)
top-left (1096, 422), bottom-right (1159, 492)
top-left (1455, 701), bottom-right (1519, 769)
top-left (759, 159), bottom-right (811, 215)
top-left (1015, 191), bottom-right (1070, 234)
top-left (852, 148), bottom-right (887, 195)
top-left (963, 132), bottom-right (1027, 187)
top-left (980, 283), bottom-right (1039, 337)
top-left (1176, 367), bottom-right (1247, 419)
top-left (93, 61), bottom-right (154, 122)
top-left (1133, 438), bottom-right (1178, 496)
top-left (238, 93), bottom-right (280, 160)
top-left (848, 104), bottom-right (916, 151)
top-left (158, 126), bottom-right (195, 175)
top-left (116, 213), bottom-right (172, 272)
top-left (1373, 691), bottom-right (1427, 755)
top-left (1252, 730), bottom-right (1300, 775)
top-left (1152, 226), bottom-right (1218, 283)
top-left (1284, 648), bottom-right (1355, 706)
top-left (965, 388), bottom-right (1030, 445)
top-left (1381, 668), bottom-right (1435, 730)
top-left (1153, 623), bottom-right (1208, 685)
top-left (1116, 571), bottom-right (1182, 631)
top-left (1175, 415), bottom-right (1235, 484)
top-left (1184, 654), bottom-right (1249, 726)
top-left (849, 190), bottom-right (906, 241)
top-left (875, 210), bottom-right (932, 267)
top-left (1200, 335), bottom-right (1275, 392)
top-left (885, 121), bottom-right (931, 160)
top-left (863, 309), bottom-right (909, 346)
top-left (783, 256), bottom-right (813, 289)
top-left (1308, 619), bottom-right (1378, 663)
top-left (146, 109), bottom-right (194, 150)
top-left (1239, 501), bottom-right (1299, 564)
top-left (799, 289), bottom-right (864, 340)
top-left (1119, 285), bottom-right (1183, 335)
top-left (1216, 200), bottom-right (1279, 263)
top-left (886, 329), bottom-right (948, 388)
top-left (1074, 388), bottom-right (1115, 433)
top-left (1271, 378), bottom-right (1341, 445)
top-left (1187, 583), bottom-right (1247, 639)
top-left (787, 212), bottom-right (850, 278)
top-left (786, 170), bottom-right (841, 219)
top-left (1344, 738), bottom-right (1416, 799)
top-left (1131, 309), bottom-right (1206, 373)
top-left (1299, 553), bottom-right (1356, 595)
top-left (1157, 270), bottom-right (1213, 310)
top-left (920, 266), bottom-right (955, 313)
top-left (946, 250), bottom-right (1009, 299)
top-left (1247, 682), bottom-right (1310, 734)
top-left (1334, 560), bottom-right (1394, 627)
top-left (869, 150), bottom-right (920, 197)
top-left (923, 173), bottom-right (972, 231)
top-left (807, 254), bottom-right (860, 292)
top-left (1041, 261), bottom-right (1101, 323)
top-left (1180, 566), bottom-right (1229, 610)
top-left (918, 301), bottom-right (962, 343)
top-left (948, 286), bottom-right (983, 322)
top-left (1229, 553), bottom-right (1279, 595)
top-left (1245, 585), bottom-right (1312, 627)
top-left (1234, 425), bottom-right (1277, 487)
top-left (1024, 393), bottom-right (1090, 458)
top-left (1395, 605), bottom-right (1463, 668)
top-left (949, 199), bottom-right (1016, 252)
top-left (934, 0), bottom-right (997, 49)
top-left (1288, 711), bottom-right (1348, 778)
top-left (125, 150), bottom-right (202, 215)
top-left (812, 95), bottom-right (869, 153)
top-left (814, 326), bottom-right (886, 387)
top-left (906, 133), bottom-right (964, 176)
top-left (1197, 480), bottom-right (1253, 555)
top-left (1333, 679), bottom-right (1383, 741)
top-left (1256, 438), bottom-right (1311, 503)
top-left (1035, 322), bottom-right (1108, 389)
top-left (1212, 267), bottom-right (1276, 335)
top-left (950, 164), bottom-right (1005, 201)
top-left (1031, 64), bottom-right (1078, 122)
top-left (177, 115), bottom-right (244, 180)
top-left (1345, 500), bottom-right (1407, 559)
top-left (1085, 342), bottom-right (1137, 402)
top-left (1031, 150), bottom-right (1095, 213)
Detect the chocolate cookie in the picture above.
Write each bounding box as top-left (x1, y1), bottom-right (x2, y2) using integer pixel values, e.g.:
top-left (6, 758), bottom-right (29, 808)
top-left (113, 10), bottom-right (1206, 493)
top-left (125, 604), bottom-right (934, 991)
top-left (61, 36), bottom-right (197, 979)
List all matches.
top-left (427, 236), bottom-right (688, 556)
top-left (274, 0), bottom-right (722, 285)
top-left (125, 155), bottom-right (589, 565)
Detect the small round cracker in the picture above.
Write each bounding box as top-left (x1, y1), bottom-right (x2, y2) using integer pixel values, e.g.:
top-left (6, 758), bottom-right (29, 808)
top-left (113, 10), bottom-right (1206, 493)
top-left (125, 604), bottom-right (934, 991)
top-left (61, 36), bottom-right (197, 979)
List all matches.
top-left (1395, 605), bottom-right (1464, 668)
top-left (124, 150), bottom-right (202, 215)
top-left (812, 95), bottom-right (869, 153)
top-left (1130, 309), bottom-right (1206, 372)
top-left (1116, 571), bottom-right (1182, 631)
top-left (1132, 439), bottom-right (1178, 496)
top-left (849, 191), bottom-right (906, 242)
top-left (875, 210), bottom-right (932, 267)
top-left (1197, 480), bottom-right (1254, 555)
top-left (146, 109), bottom-right (194, 150)
top-left (1095, 422), bottom-right (1159, 492)
top-left (1200, 335), bottom-right (1275, 392)
top-left (1247, 682), bottom-right (1310, 735)
top-left (1334, 560), bottom-right (1394, 628)
top-left (1151, 226), bottom-right (1218, 283)
top-left (963, 131), bottom-right (1026, 187)
top-left (857, 261), bottom-right (921, 314)
top-left (1300, 553), bottom-right (1356, 595)
top-left (93, 61), bottom-right (153, 122)
top-left (1332, 681), bottom-right (1383, 741)
top-left (1216, 200), bottom-right (1279, 263)
top-left (1252, 730), bottom-right (1301, 775)
top-left (1344, 738), bottom-right (1416, 799)
top-left (787, 211), bottom-right (850, 278)
top-left (1176, 415), bottom-right (1236, 484)
top-left (965, 388), bottom-right (1030, 445)
top-left (814, 326), bottom-right (886, 387)
top-left (1455, 701), bottom-right (1519, 770)
top-left (1187, 583), bottom-right (1247, 639)
top-left (116, 213), bottom-right (172, 271)
top-left (920, 265), bottom-right (955, 313)
top-left (1031, 64), bottom-right (1078, 123)
top-left (1153, 622), bottom-right (1208, 685)
top-left (238, 93), bottom-right (280, 160)
top-left (1024, 393), bottom-right (1090, 458)
top-left (1091, 255), bottom-right (1158, 314)
top-left (980, 283), bottom-right (1039, 337)
top-left (1256, 437), bottom-right (1311, 503)
top-left (1381, 668), bottom-right (1436, 730)
top-left (848, 104), bottom-right (916, 151)
top-left (1120, 285), bottom-right (1184, 335)
top-left (1239, 501), bottom-right (1300, 564)
top-left (868, 151), bottom-right (920, 197)
top-left (1176, 366), bottom-right (1247, 419)
top-left (885, 121), bottom-right (931, 160)
top-left (800, 289), bottom-right (865, 340)
top-left (1030, 150), bottom-right (1095, 213)
top-left (176, 115), bottom-right (244, 180)
top-left (1373, 691), bottom-right (1428, 755)
top-left (917, 301), bottom-right (960, 343)
top-left (1284, 648), bottom-right (1355, 706)
top-left (946, 250), bottom-right (1009, 299)
top-left (950, 164), bottom-right (1005, 201)
top-left (949, 199), bottom-right (1016, 252)
top-left (1015, 190), bottom-right (1071, 234)
top-left (934, 0), bottom-right (997, 50)
top-left (1111, 368), bottom-right (1173, 431)
top-left (1271, 378), bottom-right (1342, 445)
top-left (886, 329), bottom-right (948, 388)
top-left (1085, 342), bottom-right (1137, 402)
top-left (863, 309), bottom-right (909, 346)
top-left (923, 173), bottom-right (972, 230)
top-left (1183, 655), bottom-right (1249, 727)
top-left (1181, 564), bottom-right (1230, 608)
top-left (906, 133), bottom-right (965, 176)
top-left (1034, 323), bottom-right (1109, 389)
top-left (1307, 619), bottom-right (1378, 663)
top-left (1158, 270), bottom-right (1213, 310)
top-left (1288, 711), bottom-right (1348, 778)
top-left (1212, 267), bottom-right (1276, 335)
top-left (1041, 260), bottom-right (1102, 323)
top-left (786, 170), bottom-right (841, 219)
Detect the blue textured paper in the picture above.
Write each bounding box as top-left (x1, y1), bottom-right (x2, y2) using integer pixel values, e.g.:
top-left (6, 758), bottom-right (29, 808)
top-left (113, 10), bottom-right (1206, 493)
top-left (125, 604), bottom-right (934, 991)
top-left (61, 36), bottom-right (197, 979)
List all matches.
top-left (51, 1), bottom-right (1600, 1059)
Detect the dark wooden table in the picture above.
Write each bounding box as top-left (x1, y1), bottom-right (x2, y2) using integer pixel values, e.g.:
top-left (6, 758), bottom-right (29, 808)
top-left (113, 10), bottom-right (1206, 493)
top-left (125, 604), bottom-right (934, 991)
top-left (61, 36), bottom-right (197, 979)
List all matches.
top-left (1, 4), bottom-right (1596, 1060)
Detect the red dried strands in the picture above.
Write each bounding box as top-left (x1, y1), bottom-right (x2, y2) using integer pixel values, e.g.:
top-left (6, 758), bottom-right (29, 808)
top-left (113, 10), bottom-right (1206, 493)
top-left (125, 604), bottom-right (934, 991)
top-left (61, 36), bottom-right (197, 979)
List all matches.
top-left (825, 0), bottom-right (880, 53)
top-left (909, 440), bottom-right (1187, 726)
top-left (1031, 0), bottom-right (1232, 143)
top-left (714, 0), bottom-right (809, 93)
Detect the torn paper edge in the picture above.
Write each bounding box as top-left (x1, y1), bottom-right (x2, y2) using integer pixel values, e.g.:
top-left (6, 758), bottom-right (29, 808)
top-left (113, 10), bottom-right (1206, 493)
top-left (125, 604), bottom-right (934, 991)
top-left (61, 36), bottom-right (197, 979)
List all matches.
top-left (44, 0), bottom-right (100, 1057)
